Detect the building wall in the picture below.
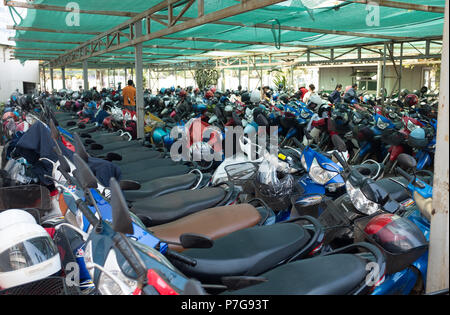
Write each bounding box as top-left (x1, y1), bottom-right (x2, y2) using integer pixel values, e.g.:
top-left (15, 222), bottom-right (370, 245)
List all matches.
top-left (0, 46), bottom-right (40, 103)
top-left (318, 67), bottom-right (356, 92)
top-left (318, 63), bottom-right (437, 95)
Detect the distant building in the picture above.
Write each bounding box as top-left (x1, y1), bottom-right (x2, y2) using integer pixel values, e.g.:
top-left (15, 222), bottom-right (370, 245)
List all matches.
top-left (0, 44), bottom-right (40, 103)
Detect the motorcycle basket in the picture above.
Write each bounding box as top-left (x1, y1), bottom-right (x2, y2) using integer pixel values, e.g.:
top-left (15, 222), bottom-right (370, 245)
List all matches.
top-left (225, 162), bottom-right (258, 194)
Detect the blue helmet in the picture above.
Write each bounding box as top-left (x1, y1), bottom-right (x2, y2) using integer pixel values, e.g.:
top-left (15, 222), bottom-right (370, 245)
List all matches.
top-left (410, 127), bottom-right (425, 140)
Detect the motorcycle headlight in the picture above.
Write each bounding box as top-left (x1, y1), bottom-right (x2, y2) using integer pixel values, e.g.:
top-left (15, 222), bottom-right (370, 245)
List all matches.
top-left (377, 118), bottom-right (389, 130)
top-left (309, 158), bottom-right (338, 185)
top-left (97, 250), bottom-right (138, 295)
top-left (345, 180), bottom-right (381, 215)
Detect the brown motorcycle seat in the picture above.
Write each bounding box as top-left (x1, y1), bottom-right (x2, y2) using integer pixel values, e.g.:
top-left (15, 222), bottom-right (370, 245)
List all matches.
top-left (150, 204), bottom-right (262, 252)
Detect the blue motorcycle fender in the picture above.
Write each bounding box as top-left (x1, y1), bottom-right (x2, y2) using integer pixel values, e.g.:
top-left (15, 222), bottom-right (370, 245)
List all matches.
top-left (416, 151), bottom-right (430, 171)
top-left (298, 175), bottom-right (326, 195)
top-left (286, 128), bottom-right (297, 140)
top-left (359, 142), bottom-right (372, 157)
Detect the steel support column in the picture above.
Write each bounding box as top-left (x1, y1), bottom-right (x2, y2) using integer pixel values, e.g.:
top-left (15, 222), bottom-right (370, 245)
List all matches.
top-left (135, 20), bottom-right (145, 140)
top-left (83, 60), bottom-right (89, 90)
top-left (42, 65), bottom-right (47, 92)
top-left (50, 67), bottom-right (54, 92)
top-left (382, 43), bottom-right (387, 102)
top-left (427, 1), bottom-right (449, 294)
top-left (61, 67), bottom-right (66, 90)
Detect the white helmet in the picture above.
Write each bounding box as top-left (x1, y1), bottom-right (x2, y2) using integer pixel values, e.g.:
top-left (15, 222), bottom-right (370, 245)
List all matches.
top-left (0, 210), bottom-right (61, 290)
top-left (250, 90), bottom-right (261, 104)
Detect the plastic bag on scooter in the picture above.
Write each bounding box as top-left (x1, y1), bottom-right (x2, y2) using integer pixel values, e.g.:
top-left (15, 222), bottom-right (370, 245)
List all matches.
top-left (255, 158), bottom-right (295, 198)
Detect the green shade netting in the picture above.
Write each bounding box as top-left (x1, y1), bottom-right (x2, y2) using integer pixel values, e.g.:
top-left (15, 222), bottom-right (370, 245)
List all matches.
top-left (8, 0), bottom-right (445, 64)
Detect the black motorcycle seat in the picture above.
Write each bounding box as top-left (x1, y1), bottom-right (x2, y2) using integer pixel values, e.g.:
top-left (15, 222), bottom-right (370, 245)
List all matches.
top-left (123, 164), bottom-right (190, 183)
top-left (223, 253), bottom-right (366, 295)
top-left (88, 140), bottom-right (143, 153)
top-left (172, 223), bottom-right (310, 284)
top-left (131, 187), bottom-right (227, 227)
top-left (105, 148), bottom-right (162, 163)
top-left (119, 158), bottom-right (178, 175)
top-left (375, 177), bottom-right (411, 203)
top-left (123, 173), bottom-right (198, 201)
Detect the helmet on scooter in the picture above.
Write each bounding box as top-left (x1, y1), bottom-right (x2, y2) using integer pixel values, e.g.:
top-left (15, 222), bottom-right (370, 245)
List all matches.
top-left (364, 213), bottom-right (427, 255)
top-left (308, 94), bottom-right (323, 112)
top-left (2, 112), bottom-right (18, 121)
top-left (250, 90), bottom-right (261, 104)
top-left (241, 92), bottom-right (251, 104)
top-left (279, 94), bottom-right (290, 104)
top-left (404, 94), bottom-right (419, 107)
top-left (318, 103), bottom-right (332, 119)
top-left (0, 210), bottom-right (61, 290)
top-left (399, 89), bottom-right (410, 99)
top-left (205, 90), bottom-right (214, 100)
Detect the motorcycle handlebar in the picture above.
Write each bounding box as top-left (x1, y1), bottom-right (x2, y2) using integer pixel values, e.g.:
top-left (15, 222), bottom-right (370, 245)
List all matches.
top-left (332, 150), bottom-right (349, 172)
top-left (76, 199), bottom-right (99, 227)
top-left (395, 167), bottom-right (414, 182)
top-left (166, 250), bottom-right (197, 267)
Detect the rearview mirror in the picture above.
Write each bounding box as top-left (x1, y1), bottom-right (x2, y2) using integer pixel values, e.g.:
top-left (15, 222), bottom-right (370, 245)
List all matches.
top-left (53, 146), bottom-right (71, 174)
top-left (180, 233), bottom-right (214, 249)
top-left (397, 153), bottom-right (417, 170)
top-left (73, 132), bottom-right (90, 162)
top-left (49, 119), bottom-right (60, 140)
top-left (109, 178), bottom-right (134, 235)
top-left (72, 153), bottom-right (98, 190)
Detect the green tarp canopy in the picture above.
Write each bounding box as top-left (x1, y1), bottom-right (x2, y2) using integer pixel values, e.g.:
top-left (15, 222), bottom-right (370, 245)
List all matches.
top-left (7, 0), bottom-right (445, 65)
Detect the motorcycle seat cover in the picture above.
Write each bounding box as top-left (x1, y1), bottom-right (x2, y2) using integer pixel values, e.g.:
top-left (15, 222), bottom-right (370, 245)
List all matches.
top-left (172, 223), bottom-right (310, 284)
top-left (131, 187), bottom-right (227, 226)
top-left (223, 254), bottom-right (366, 295)
top-left (151, 204), bottom-right (263, 252)
top-left (123, 173), bottom-right (198, 201)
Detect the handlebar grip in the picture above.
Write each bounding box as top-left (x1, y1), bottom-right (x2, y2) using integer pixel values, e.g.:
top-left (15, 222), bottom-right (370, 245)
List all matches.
top-left (76, 199), bottom-right (99, 226)
top-left (395, 167), bottom-right (414, 182)
top-left (332, 151), bottom-right (349, 171)
top-left (166, 250), bottom-right (197, 267)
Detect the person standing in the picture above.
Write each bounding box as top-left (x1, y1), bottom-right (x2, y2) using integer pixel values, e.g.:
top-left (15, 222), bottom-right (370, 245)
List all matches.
top-left (122, 79), bottom-right (136, 108)
top-left (303, 84), bottom-right (316, 104)
top-left (329, 84), bottom-right (343, 104)
top-left (344, 83), bottom-right (358, 104)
